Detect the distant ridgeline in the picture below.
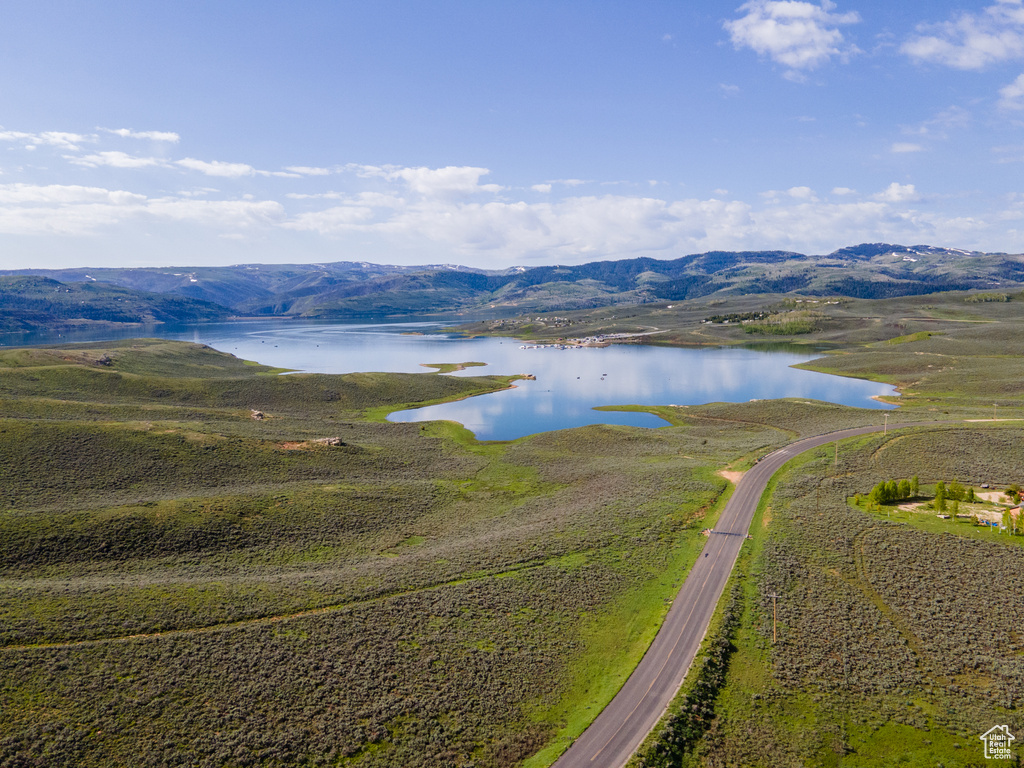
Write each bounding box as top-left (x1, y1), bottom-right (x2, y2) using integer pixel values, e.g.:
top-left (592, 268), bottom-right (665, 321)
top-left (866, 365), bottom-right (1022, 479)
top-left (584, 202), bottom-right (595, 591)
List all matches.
top-left (2, 243), bottom-right (1023, 330)
top-left (0, 275), bottom-right (228, 334)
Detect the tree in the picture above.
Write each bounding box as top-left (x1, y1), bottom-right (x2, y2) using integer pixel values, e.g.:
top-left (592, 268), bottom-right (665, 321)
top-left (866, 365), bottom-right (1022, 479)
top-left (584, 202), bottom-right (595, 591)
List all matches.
top-left (966, 487), bottom-right (975, 503)
top-left (869, 483), bottom-right (884, 506)
top-left (898, 479), bottom-right (911, 500)
top-left (949, 481), bottom-right (964, 502)
top-left (935, 481), bottom-right (947, 512)
top-left (886, 480), bottom-right (899, 502)
top-left (911, 475), bottom-right (919, 497)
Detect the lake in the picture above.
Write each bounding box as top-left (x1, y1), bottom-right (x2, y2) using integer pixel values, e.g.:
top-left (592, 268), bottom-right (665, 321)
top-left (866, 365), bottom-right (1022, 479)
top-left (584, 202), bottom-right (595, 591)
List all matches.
top-left (5, 318), bottom-right (897, 440)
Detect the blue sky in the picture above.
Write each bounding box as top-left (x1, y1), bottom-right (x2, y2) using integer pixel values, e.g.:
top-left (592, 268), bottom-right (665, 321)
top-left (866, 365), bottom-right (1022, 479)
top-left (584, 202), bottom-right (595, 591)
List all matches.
top-left (3, 0), bottom-right (1024, 269)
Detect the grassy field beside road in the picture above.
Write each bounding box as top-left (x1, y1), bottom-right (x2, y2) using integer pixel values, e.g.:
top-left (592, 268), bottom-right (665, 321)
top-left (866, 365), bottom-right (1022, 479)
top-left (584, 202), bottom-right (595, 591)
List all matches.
top-left (671, 425), bottom-right (1024, 768)
top-left (5, 281), bottom-right (1024, 768)
top-left (0, 339), bottom-right (791, 767)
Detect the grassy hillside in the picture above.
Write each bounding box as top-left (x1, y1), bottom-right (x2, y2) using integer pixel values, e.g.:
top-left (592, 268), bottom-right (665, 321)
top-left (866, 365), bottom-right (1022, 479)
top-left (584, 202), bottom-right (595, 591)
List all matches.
top-left (0, 339), bottom-right (795, 767)
top-left (649, 425), bottom-right (1024, 768)
top-left (0, 275), bottom-right (229, 333)
top-left (3, 286), bottom-right (1024, 767)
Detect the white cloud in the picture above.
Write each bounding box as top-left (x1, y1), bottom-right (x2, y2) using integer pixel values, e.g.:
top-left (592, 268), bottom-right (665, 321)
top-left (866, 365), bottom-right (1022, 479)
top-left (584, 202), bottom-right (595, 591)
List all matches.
top-left (176, 158), bottom-right (257, 178)
top-left (259, 170), bottom-right (302, 178)
top-left (900, 106), bottom-right (971, 141)
top-left (787, 185), bottom-right (817, 200)
top-left (285, 165), bottom-right (334, 176)
top-left (0, 183), bottom-right (146, 206)
top-left (0, 181), bottom-right (283, 237)
top-left (67, 151), bottom-right (168, 169)
top-left (891, 142), bottom-right (924, 153)
top-left (720, 83), bottom-right (741, 97)
top-left (0, 130), bottom-right (93, 150)
top-left (284, 205), bottom-right (378, 231)
top-left (0, 183), bottom-right (147, 235)
top-left (1, 171), bottom-right (1011, 263)
top-left (345, 164), bottom-right (503, 196)
top-left (993, 142), bottom-right (1024, 162)
top-left (276, 171), bottom-right (992, 263)
top-left (391, 165), bottom-right (502, 196)
top-left (1000, 72), bottom-right (1024, 108)
top-left (532, 184), bottom-right (552, 193)
top-left (724, 0), bottom-right (861, 75)
top-left (286, 191), bottom-right (345, 200)
top-left (902, 1), bottom-right (1024, 70)
top-left (144, 197), bottom-right (286, 227)
top-left (104, 128), bottom-right (180, 142)
top-left (874, 182), bottom-right (919, 202)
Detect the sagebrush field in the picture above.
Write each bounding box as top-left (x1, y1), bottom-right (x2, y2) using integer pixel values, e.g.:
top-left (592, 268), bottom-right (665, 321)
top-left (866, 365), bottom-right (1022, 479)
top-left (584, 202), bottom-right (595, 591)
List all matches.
top-left (3, 285), bottom-right (1024, 767)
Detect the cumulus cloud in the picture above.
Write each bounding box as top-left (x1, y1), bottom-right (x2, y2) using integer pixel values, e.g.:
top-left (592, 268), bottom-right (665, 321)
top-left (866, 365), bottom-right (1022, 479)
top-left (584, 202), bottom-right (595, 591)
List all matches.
top-left (286, 192), bottom-right (345, 200)
top-left (0, 169), bottom-right (1007, 261)
top-left (0, 183), bottom-right (147, 235)
top-left (176, 158), bottom-right (257, 178)
top-left (0, 183), bottom-right (145, 206)
top-left (278, 177), bottom-right (983, 263)
top-left (344, 164), bottom-right (503, 196)
top-left (891, 142), bottom-right (924, 153)
top-left (67, 151), bottom-right (169, 169)
top-left (285, 165), bottom-right (334, 176)
top-left (874, 182), bottom-right (919, 202)
top-left (724, 0), bottom-right (861, 75)
top-left (0, 181), bottom-right (283, 237)
top-left (0, 130), bottom-right (93, 150)
top-left (144, 197), bottom-right (286, 227)
top-left (391, 166), bottom-right (502, 195)
top-left (787, 185), bottom-right (817, 200)
top-left (103, 128), bottom-right (180, 142)
top-left (1000, 72), bottom-right (1024, 108)
top-left (902, 0), bottom-right (1024, 70)
top-left (531, 183), bottom-right (552, 193)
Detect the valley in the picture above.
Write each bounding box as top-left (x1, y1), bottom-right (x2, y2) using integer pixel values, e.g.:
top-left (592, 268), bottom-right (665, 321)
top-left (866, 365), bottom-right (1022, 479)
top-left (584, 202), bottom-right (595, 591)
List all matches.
top-left (0, 274), bottom-right (1023, 766)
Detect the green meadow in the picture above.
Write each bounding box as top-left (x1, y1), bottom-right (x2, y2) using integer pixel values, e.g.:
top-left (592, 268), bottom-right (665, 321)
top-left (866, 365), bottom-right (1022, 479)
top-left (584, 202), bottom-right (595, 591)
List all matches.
top-left (0, 339), bottom-right (781, 767)
top-left (3, 286), bottom-right (1024, 767)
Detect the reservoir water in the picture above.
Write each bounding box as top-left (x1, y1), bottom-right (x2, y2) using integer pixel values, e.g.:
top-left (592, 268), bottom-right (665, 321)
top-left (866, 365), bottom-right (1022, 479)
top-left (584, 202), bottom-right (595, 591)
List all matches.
top-left (5, 318), bottom-right (897, 440)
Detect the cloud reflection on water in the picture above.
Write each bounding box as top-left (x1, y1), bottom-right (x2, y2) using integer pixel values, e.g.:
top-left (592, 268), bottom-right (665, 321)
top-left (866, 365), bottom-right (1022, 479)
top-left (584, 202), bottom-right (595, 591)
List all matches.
top-left (124, 319), bottom-right (896, 441)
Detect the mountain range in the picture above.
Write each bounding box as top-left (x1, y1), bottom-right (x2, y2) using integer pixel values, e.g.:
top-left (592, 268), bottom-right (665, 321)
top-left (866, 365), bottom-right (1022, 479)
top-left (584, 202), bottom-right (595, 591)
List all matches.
top-left (2, 243), bottom-right (1023, 333)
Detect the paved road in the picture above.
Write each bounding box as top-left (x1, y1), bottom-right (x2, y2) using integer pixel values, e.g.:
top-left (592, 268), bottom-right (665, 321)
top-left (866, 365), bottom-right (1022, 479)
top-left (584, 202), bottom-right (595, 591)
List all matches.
top-left (552, 422), bottom-right (947, 768)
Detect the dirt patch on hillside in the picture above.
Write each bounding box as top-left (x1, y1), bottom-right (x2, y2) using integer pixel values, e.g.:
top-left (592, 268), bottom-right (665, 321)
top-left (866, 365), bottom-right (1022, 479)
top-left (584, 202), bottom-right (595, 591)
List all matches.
top-left (718, 470), bottom-right (745, 485)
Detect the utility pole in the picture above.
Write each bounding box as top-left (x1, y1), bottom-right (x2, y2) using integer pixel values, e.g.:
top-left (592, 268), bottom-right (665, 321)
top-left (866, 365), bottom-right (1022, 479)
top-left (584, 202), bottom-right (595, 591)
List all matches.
top-left (884, 412), bottom-right (888, 435)
top-left (768, 592), bottom-right (781, 643)
top-left (834, 442), bottom-right (838, 470)
top-left (994, 403), bottom-right (998, 421)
